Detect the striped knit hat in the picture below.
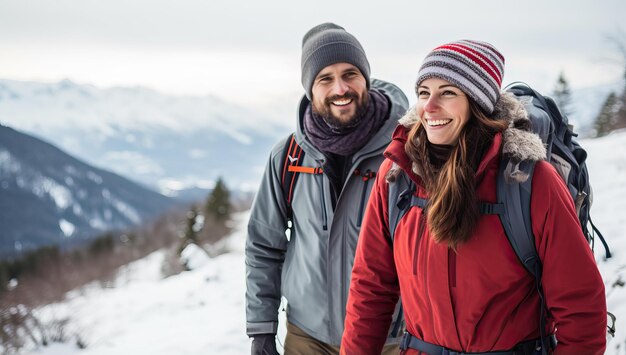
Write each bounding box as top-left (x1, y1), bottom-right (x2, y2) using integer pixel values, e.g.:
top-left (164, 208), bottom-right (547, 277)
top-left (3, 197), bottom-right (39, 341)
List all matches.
top-left (416, 40), bottom-right (505, 114)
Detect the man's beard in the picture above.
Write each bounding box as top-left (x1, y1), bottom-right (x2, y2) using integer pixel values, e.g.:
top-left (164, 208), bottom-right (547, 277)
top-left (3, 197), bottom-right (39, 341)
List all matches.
top-left (312, 91), bottom-right (369, 130)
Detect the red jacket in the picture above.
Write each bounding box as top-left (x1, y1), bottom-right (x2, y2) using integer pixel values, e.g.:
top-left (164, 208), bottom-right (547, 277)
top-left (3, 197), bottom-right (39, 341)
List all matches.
top-left (341, 126), bottom-right (606, 354)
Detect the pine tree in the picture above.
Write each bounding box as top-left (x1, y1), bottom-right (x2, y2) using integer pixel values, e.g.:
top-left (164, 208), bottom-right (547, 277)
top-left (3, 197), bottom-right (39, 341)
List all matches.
top-left (178, 205), bottom-right (200, 254)
top-left (0, 261), bottom-right (9, 292)
top-left (205, 177), bottom-right (231, 223)
top-left (552, 71), bottom-right (573, 117)
top-left (183, 206), bottom-right (200, 243)
top-left (594, 66), bottom-right (626, 137)
top-left (594, 92), bottom-right (619, 137)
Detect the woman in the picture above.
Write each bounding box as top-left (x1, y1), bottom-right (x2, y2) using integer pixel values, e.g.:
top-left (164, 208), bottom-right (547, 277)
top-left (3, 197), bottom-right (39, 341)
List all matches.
top-left (340, 40), bottom-right (606, 354)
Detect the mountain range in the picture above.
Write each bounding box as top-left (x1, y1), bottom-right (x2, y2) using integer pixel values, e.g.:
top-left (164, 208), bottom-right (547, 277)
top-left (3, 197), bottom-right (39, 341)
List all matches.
top-left (0, 79), bottom-right (292, 198)
top-left (0, 124), bottom-right (176, 259)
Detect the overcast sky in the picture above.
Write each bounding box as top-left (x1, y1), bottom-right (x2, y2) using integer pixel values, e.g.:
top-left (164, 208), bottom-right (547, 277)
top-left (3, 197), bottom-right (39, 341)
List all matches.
top-left (2, 0), bottom-right (625, 121)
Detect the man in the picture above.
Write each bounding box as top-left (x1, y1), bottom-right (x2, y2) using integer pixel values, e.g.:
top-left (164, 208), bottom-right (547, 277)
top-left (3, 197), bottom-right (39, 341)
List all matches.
top-left (245, 23), bottom-right (408, 355)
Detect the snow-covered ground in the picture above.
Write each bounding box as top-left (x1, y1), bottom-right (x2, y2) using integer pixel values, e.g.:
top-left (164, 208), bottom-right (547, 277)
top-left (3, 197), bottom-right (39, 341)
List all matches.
top-left (583, 130), bottom-right (626, 354)
top-left (25, 212), bottom-right (257, 355)
top-left (20, 130), bottom-right (626, 355)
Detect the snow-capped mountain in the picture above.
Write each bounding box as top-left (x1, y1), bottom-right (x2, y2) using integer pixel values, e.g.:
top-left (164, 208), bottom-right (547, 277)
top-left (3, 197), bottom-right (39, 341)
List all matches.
top-left (0, 79), bottom-right (292, 195)
top-left (0, 124), bottom-right (176, 259)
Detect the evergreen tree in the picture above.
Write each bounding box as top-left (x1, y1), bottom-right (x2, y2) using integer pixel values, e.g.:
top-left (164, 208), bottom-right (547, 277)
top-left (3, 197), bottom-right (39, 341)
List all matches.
top-left (0, 261), bottom-right (9, 292)
top-left (184, 206), bottom-right (200, 244)
top-left (552, 71), bottom-right (573, 117)
top-left (594, 92), bottom-right (619, 137)
top-left (205, 177), bottom-right (231, 223)
top-left (594, 66), bottom-right (626, 137)
top-left (178, 205), bottom-right (200, 254)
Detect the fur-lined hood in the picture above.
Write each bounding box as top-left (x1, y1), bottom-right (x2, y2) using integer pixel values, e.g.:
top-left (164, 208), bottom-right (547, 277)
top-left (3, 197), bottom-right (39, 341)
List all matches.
top-left (387, 92), bottom-right (546, 183)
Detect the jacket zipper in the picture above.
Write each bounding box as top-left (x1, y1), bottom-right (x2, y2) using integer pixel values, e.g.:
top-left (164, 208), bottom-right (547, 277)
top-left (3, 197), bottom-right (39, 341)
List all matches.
top-left (319, 173), bottom-right (328, 231)
top-left (341, 222), bottom-right (348, 337)
top-left (413, 208), bottom-right (427, 275)
top-left (356, 169), bottom-right (373, 227)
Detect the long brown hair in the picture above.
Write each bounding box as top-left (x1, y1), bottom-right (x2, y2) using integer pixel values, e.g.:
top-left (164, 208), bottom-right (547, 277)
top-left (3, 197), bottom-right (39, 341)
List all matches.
top-left (405, 99), bottom-right (509, 249)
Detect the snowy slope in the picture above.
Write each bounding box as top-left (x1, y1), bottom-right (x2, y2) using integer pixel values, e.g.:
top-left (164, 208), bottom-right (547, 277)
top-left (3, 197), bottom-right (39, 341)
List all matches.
top-left (25, 212), bottom-right (254, 355)
top-left (582, 130), bottom-right (626, 353)
top-left (20, 130), bottom-right (626, 355)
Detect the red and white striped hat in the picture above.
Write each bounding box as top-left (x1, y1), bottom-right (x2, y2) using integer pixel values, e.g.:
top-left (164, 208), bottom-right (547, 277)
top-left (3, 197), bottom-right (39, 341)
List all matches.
top-left (416, 40), bottom-right (505, 114)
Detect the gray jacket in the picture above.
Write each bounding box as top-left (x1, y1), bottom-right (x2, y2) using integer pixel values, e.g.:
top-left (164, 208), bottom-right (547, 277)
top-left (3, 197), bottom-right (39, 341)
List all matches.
top-left (245, 79), bottom-right (408, 345)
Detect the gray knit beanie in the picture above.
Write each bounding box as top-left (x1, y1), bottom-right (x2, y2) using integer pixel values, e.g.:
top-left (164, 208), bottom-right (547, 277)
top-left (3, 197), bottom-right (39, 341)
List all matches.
top-left (301, 23), bottom-right (371, 100)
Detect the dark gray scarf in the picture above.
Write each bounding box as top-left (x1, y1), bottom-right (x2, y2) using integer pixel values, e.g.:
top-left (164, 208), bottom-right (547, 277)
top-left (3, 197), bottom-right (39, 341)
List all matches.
top-left (303, 89), bottom-right (390, 156)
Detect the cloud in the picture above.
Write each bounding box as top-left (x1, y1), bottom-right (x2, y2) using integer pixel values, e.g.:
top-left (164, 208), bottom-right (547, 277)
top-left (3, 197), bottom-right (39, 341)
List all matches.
top-left (102, 151), bottom-right (164, 176)
top-left (188, 149), bottom-right (207, 159)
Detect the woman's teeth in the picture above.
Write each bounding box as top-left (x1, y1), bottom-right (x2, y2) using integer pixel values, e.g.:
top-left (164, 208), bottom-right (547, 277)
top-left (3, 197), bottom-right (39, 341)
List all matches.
top-left (427, 119), bottom-right (452, 126)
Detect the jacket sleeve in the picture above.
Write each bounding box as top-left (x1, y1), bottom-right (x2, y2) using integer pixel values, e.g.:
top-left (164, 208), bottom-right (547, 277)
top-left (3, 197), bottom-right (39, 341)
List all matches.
top-left (341, 159), bottom-right (400, 354)
top-left (245, 141), bottom-right (290, 336)
top-left (531, 161), bottom-right (606, 354)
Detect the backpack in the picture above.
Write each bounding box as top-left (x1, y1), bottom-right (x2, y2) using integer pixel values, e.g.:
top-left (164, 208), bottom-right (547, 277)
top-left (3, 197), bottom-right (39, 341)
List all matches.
top-left (387, 83), bottom-right (614, 351)
top-left (505, 83), bottom-right (610, 257)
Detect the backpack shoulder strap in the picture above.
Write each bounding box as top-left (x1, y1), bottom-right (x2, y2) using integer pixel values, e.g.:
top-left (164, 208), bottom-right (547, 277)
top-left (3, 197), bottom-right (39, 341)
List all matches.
top-left (386, 169), bottom-right (414, 340)
top-left (496, 157), bottom-right (541, 278)
top-left (388, 169), bottom-right (422, 243)
top-left (280, 133), bottom-right (305, 221)
top-left (497, 157), bottom-right (554, 353)
top-left (279, 133), bottom-right (324, 221)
